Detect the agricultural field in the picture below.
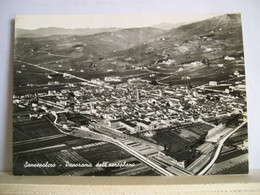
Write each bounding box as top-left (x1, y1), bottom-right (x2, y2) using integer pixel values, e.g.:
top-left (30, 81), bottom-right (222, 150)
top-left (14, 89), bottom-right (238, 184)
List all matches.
top-left (13, 118), bottom-right (60, 141)
top-left (13, 61), bottom-right (81, 95)
top-left (13, 139), bottom-right (158, 176)
top-left (151, 129), bottom-right (190, 152)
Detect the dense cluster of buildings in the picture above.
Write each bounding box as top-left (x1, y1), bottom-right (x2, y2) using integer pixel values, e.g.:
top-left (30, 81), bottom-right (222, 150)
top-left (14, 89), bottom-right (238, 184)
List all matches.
top-left (13, 71), bottom-right (247, 136)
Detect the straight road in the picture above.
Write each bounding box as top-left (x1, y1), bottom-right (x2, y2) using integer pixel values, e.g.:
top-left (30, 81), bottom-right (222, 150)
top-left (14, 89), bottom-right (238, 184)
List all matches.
top-left (14, 144), bottom-right (66, 155)
top-left (37, 51), bottom-right (71, 58)
top-left (51, 113), bottom-right (174, 175)
top-left (72, 127), bottom-right (174, 176)
top-left (13, 134), bottom-right (66, 146)
top-left (15, 60), bottom-right (98, 87)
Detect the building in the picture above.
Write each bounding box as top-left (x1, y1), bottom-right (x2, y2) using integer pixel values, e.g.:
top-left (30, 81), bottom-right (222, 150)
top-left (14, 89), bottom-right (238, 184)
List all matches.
top-left (111, 120), bottom-right (139, 134)
top-left (157, 152), bottom-right (185, 169)
top-left (136, 120), bottom-right (150, 131)
top-left (224, 55), bottom-right (235, 61)
top-left (206, 123), bottom-right (226, 142)
top-left (209, 81), bottom-right (218, 86)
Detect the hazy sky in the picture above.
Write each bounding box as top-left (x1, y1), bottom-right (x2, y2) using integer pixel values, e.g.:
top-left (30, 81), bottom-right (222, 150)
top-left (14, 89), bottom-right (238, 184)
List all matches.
top-left (15, 14), bottom-right (224, 30)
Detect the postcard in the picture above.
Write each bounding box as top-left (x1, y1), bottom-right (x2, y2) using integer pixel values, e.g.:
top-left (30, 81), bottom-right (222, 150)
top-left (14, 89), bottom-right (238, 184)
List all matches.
top-left (13, 14), bottom-right (248, 176)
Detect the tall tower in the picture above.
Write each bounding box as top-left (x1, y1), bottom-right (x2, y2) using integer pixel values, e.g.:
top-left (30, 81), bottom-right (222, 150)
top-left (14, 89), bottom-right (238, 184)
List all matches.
top-left (159, 89), bottom-right (162, 97)
top-left (136, 89), bottom-right (140, 101)
top-left (89, 103), bottom-right (93, 111)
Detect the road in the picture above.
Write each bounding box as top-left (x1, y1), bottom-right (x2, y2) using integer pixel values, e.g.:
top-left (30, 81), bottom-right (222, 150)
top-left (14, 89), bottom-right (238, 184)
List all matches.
top-left (15, 60), bottom-right (246, 175)
top-left (70, 127), bottom-right (174, 176)
top-left (51, 113), bottom-right (173, 175)
top-left (14, 144), bottom-right (66, 155)
top-left (15, 60), bottom-right (98, 87)
top-left (13, 134), bottom-right (66, 146)
top-left (198, 121), bottom-right (247, 175)
top-left (37, 51), bottom-right (71, 58)
top-left (48, 104), bottom-right (246, 176)
top-left (112, 137), bottom-right (174, 176)
top-left (143, 67), bottom-right (173, 75)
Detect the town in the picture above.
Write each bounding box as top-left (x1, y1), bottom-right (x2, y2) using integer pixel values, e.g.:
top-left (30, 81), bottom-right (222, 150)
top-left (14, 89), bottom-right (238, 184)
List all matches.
top-left (13, 61), bottom-right (248, 175)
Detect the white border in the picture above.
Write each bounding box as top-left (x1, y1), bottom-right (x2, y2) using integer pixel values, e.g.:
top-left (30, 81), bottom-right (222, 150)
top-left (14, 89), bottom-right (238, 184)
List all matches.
top-left (0, 0), bottom-right (260, 172)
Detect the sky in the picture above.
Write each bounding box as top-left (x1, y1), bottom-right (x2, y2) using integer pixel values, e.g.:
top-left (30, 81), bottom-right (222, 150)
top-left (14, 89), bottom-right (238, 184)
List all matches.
top-left (15, 14), bottom-right (224, 30)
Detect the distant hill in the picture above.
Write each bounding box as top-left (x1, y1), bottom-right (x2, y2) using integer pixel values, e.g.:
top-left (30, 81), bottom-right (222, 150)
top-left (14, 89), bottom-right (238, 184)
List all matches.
top-left (15, 13), bottom-right (244, 85)
top-left (65, 27), bottom-right (166, 52)
top-left (106, 27), bottom-right (165, 45)
top-left (15, 27), bottom-right (121, 37)
top-left (152, 22), bottom-right (189, 30)
top-left (166, 14), bottom-right (242, 39)
top-left (111, 13), bottom-right (244, 70)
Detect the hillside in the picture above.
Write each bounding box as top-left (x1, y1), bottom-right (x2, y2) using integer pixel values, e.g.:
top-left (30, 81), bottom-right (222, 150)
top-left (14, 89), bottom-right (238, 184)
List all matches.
top-left (15, 27), bottom-right (121, 37)
top-left (15, 14), bottom-right (245, 85)
top-left (151, 22), bottom-right (188, 30)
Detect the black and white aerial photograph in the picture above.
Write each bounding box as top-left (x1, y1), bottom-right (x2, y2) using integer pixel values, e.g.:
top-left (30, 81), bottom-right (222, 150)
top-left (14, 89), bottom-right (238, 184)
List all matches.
top-left (13, 14), bottom-right (248, 176)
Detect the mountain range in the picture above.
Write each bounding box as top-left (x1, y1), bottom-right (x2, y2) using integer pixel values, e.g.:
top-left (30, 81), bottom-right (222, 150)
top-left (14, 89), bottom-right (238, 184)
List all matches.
top-left (15, 27), bottom-right (121, 37)
top-left (15, 14), bottom-right (244, 85)
top-left (15, 21), bottom-right (188, 37)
